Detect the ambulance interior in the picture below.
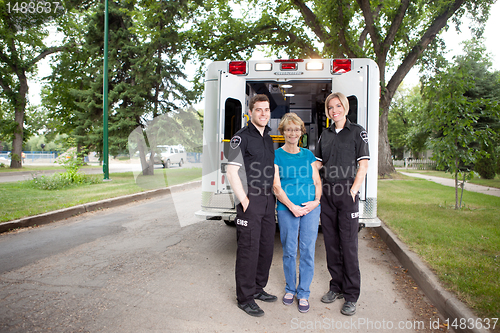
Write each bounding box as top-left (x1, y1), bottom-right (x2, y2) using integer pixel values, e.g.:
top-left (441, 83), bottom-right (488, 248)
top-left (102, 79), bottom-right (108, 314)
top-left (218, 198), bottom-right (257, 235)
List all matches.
top-left (223, 79), bottom-right (358, 153)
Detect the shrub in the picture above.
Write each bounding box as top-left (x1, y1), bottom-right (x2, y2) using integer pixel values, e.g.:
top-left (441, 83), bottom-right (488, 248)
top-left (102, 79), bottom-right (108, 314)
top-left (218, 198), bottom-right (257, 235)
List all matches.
top-left (28, 148), bottom-right (102, 190)
top-left (475, 154), bottom-right (496, 179)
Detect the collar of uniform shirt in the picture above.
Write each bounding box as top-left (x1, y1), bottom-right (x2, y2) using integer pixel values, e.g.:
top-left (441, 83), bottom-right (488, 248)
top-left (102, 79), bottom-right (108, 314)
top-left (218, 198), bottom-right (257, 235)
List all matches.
top-left (329, 118), bottom-right (353, 131)
top-left (248, 121), bottom-right (272, 136)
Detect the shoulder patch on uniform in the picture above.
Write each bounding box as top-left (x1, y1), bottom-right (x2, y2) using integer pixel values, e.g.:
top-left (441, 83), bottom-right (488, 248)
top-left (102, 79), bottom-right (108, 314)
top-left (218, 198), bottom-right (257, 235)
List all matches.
top-left (360, 130), bottom-right (368, 143)
top-left (230, 136), bottom-right (242, 149)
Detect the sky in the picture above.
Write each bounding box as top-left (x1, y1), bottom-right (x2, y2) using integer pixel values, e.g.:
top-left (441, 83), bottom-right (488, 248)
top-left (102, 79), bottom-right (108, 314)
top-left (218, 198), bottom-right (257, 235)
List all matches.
top-left (28, 1), bottom-right (500, 106)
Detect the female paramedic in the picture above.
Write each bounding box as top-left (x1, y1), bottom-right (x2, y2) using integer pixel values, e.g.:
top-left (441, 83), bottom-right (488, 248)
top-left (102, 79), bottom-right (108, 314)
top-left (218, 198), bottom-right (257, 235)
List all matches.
top-left (272, 113), bottom-right (322, 313)
top-left (314, 92), bottom-right (369, 316)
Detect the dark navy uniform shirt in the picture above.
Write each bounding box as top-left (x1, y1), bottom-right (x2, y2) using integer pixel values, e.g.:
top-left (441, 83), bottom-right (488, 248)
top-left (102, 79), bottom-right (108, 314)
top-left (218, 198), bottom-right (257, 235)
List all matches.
top-left (315, 119), bottom-right (370, 183)
top-left (227, 121), bottom-right (275, 190)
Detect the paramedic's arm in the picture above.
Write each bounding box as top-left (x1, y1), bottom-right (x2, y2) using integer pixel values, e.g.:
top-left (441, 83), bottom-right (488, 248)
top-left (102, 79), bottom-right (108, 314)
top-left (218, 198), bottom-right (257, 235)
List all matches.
top-left (350, 159), bottom-right (368, 201)
top-left (313, 160), bottom-right (323, 170)
top-left (226, 164), bottom-right (249, 211)
top-left (272, 165), bottom-right (306, 217)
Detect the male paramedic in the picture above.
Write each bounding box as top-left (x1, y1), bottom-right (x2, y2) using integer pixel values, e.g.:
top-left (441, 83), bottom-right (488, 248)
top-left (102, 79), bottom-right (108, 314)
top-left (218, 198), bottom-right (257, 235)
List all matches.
top-left (226, 94), bottom-right (277, 317)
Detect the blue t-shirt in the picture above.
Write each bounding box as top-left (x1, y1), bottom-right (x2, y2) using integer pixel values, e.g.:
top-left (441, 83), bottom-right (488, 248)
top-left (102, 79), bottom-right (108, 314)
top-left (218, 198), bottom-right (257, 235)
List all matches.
top-left (274, 147), bottom-right (318, 211)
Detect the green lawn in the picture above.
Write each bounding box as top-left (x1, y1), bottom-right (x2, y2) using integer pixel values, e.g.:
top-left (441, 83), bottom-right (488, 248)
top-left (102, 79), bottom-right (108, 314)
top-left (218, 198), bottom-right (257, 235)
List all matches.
top-left (378, 177), bottom-right (500, 322)
top-left (0, 168), bottom-right (202, 222)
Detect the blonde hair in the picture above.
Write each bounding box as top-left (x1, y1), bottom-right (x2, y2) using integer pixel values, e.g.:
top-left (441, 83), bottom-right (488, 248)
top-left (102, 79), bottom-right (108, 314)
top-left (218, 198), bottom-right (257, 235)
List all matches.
top-left (278, 113), bottom-right (306, 135)
top-left (325, 92), bottom-right (349, 119)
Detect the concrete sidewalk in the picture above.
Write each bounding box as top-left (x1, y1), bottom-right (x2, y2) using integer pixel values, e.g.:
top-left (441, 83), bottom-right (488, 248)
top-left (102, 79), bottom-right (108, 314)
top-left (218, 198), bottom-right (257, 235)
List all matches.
top-left (399, 171), bottom-right (500, 197)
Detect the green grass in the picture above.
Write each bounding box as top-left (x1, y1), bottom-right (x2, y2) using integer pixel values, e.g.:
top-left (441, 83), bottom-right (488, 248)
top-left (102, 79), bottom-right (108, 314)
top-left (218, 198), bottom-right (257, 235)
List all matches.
top-left (399, 169), bottom-right (500, 189)
top-left (0, 167), bottom-right (201, 222)
top-left (378, 177), bottom-right (500, 322)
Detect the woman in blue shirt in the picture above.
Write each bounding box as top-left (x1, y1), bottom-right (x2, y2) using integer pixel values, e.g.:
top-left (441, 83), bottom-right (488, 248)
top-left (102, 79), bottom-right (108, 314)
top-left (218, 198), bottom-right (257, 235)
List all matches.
top-left (273, 113), bottom-right (322, 313)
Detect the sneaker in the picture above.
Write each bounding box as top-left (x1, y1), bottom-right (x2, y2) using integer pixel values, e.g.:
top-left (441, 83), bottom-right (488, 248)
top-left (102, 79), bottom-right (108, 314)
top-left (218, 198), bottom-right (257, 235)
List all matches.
top-left (321, 290), bottom-right (343, 303)
top-left (238, 302), bottom-right (265, 317)
top-left (341, 301), bottom-right (356, 316)
top-left (282, 293), bottom-right (294, 306)
top-left (254, 290), bottom-right (277, 302)
top-left (298, 299), bottom-right (310, 313)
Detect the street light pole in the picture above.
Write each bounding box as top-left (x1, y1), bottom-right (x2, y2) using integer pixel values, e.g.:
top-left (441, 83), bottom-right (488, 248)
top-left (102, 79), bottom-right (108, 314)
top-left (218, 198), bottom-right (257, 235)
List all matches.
top-left (102, 0), bottom-right (109, 180)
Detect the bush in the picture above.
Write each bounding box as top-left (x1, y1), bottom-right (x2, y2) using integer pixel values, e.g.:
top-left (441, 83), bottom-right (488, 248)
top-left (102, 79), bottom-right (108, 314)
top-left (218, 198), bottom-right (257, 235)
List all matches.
top-left (475, 154), bottom-right (496, 179)
top-left (29, 172), bottom-right (102, 190)
top-left (28, 148), bottom-right (102, 190)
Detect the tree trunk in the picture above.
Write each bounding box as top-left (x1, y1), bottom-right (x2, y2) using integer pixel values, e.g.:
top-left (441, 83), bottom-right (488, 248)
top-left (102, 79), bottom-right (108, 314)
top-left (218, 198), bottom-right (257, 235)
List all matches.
top-left (378, 93), bottom-right (396, 176)
top-left (10, 77), bottom-right (28, 169)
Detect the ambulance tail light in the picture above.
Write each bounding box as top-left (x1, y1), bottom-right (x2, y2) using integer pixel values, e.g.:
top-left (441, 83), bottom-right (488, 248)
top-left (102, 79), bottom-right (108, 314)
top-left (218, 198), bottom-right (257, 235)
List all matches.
top-left (332, 59), bottom-right (351, 73)
top-left (221, 175), bottom-right (225, 184)
top-left (275, 59), bottom-right (303, 71)
top-left (229, 61), bottom-right (247, 75)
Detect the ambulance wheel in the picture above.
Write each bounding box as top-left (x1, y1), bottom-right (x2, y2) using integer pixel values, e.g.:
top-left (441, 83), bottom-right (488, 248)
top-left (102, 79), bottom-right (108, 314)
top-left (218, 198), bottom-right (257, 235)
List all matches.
top-left (224, 220), bottom-right (235, 227)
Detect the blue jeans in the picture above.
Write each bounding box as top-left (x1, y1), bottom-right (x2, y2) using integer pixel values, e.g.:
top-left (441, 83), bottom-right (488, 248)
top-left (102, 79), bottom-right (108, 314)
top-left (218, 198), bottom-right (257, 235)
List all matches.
top-left (277, 206), bottom-right (320, 300)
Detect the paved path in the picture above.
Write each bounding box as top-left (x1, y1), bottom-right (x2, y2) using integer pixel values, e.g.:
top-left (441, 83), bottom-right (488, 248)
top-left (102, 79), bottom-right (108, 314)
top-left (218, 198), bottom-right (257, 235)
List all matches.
top-left (399, 171), bottom-right (500, 197)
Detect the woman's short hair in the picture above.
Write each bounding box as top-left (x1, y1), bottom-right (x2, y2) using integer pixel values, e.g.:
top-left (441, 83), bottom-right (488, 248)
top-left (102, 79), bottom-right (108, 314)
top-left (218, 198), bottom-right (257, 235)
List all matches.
top-left (325, 92), bottom-right (349, 119)
top-left (278, 112), bottom-right (306, 135)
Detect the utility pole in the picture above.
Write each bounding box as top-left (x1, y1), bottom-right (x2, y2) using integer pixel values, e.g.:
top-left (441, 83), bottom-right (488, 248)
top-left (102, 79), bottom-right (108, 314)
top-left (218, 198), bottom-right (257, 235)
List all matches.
top-left (102, 0), bottom-right (110, 180)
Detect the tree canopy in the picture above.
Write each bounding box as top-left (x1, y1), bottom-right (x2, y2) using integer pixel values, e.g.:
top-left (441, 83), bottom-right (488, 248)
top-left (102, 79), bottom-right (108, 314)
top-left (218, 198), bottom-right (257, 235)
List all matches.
top-left (187, 0), bottom-right (495, 175)
top-left (421, 40), bottom-right (500, 208)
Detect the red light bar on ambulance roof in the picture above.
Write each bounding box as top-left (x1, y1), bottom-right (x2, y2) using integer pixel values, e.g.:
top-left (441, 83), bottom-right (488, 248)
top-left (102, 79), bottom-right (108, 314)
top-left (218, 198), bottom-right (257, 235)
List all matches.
top-left (274, 59), bottom-right (304, 62)
top-left (229, 61), bottom-right (247, 75)
top-left (275, 59), bottom-right (302, 71)
top-left (332, 59), bottom-right (351, 73)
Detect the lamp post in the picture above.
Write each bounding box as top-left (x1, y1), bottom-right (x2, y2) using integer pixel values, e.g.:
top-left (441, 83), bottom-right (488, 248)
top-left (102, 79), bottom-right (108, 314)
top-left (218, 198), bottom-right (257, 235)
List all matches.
top-left (102, 0), bottom-right (109, 180)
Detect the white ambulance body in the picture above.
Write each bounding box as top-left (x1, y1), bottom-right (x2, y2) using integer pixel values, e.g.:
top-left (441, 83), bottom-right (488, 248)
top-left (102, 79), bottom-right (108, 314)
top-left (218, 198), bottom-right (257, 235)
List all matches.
top-left (196, 58), bottom-right (381, 228)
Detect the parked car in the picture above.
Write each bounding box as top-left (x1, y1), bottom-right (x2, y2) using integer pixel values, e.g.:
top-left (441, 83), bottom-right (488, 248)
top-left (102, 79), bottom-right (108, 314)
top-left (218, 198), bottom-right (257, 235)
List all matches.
top-left (0, 156), bottom-right (11, 166)
top-left (155, 145), bottom-right (187, 168)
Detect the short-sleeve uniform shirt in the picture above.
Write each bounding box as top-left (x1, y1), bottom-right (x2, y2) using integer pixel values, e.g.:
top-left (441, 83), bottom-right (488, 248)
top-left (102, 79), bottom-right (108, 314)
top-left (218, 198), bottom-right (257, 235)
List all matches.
top-left (315, 119), bottom-right (370, 183)
top-left (227, 121), bottom-right (275, 190)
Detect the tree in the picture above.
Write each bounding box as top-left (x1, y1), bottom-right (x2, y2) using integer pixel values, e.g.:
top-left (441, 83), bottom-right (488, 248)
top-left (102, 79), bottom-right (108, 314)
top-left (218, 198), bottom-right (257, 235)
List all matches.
top-left (0, 0), bottom-right (77, 168)
top-left (388, 85), bottom-right (428, 159)
top-left (186, 0), bottom-right (494, 175)
top-left (421, 40), bottom-right (500, 209)
top-left (42, 0), bottom-right (198, 175)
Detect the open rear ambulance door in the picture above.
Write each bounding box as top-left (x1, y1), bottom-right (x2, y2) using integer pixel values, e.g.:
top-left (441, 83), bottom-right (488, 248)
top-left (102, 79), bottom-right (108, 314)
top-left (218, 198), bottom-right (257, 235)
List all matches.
top-left (217, 70), bottom-right (247, 194)
top-left (331, 60), bottom-right (380, 226)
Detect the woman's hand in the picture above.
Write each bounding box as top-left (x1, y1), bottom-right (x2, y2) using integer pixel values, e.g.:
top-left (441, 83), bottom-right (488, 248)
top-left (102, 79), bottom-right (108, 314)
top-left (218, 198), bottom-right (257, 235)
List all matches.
top-left (289, 204), bottom-right (308, 217)
top-left (301, 200), bottom-right (320, 214)
top-left (350, 188), bottom-right (357, 202)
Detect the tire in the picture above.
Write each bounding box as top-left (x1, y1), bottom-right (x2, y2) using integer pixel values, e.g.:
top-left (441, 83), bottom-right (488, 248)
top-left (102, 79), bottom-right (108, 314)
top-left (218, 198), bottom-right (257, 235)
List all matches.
top-left (179, 159), bottom-right (183, 167)
top-left (165, 159), bottom-right (171, 168)
top-left (224, 220), bottom-right (235, 227)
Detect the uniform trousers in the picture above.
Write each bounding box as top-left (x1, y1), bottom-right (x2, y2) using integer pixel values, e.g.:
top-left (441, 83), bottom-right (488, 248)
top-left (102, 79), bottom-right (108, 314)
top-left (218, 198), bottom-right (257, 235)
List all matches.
top-left (235, 187), bottom-right (276, 304)
top-left (320, 179), bottom-right (360, 302)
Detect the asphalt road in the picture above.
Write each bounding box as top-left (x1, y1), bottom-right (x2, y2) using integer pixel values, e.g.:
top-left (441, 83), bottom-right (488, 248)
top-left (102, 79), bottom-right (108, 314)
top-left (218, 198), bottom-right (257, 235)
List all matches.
top-left (0, 186), bottom-right (443, 332)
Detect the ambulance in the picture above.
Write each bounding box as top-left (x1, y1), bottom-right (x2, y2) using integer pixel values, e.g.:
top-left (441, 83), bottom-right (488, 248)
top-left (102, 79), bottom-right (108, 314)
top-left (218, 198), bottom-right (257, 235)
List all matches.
top-left (195, 58), bottom-right (381, 228)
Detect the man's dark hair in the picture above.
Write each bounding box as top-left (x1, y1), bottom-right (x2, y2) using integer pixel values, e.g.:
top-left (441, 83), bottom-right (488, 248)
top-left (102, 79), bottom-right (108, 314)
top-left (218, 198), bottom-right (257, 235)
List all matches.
top-left (249, 94), bottom-right (270, 111)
